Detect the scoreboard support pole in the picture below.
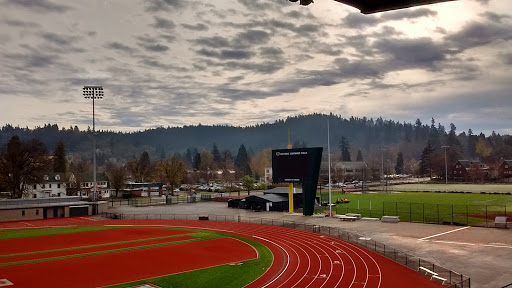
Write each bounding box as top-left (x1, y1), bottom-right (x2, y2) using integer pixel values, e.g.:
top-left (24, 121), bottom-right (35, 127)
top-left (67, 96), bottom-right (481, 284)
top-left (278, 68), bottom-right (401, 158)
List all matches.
top-left (288, 140), bottom-right (294, 213)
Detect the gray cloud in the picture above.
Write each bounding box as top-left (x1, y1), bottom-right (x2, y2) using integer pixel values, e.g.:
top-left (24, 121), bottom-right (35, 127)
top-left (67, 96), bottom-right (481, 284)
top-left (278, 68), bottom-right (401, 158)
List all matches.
top-left (105, 42), bottom-right (138, 54)
top-left (40, 32), bottom-right (74, 46)
top-left (181, 23), bottom-right (208, 31)
top-left (446, 21), bottom-right (512, 51)
top-left (144, 0), bottom-right (186, 12)
top-left (3, 19), bottom-right (39, 28)
top-left (197, 49), bottom-right (252, 60)
top-left (4, 0), bottom-right (71, 13)
top-left (380, 8), bottom-right (437, 21)
top-left (342, 13), bottom-right (381, 28)
top-left (153, 17), bottom-right (176, 29)
top-left (193, 36), bottom-right (230, 48)
top-left (480, 12), bottom-right (511, 23)
top-left (140, 43), bottom-right (169, 52)
top-left (235, 30), bottom-right (271, 47)
top-left (374, 37), bottom-right (446, 69)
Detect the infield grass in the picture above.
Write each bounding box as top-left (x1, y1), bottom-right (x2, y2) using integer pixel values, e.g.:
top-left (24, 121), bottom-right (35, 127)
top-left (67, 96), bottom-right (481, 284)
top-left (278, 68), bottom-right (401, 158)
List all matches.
top-left (316, 191), bottom-right (512, 225)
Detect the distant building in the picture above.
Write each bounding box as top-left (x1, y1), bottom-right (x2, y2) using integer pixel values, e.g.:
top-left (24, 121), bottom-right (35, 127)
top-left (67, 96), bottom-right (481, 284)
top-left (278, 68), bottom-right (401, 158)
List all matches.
top-left (334, 161), bottom-right (367, 182)
top-left (25, 172), bottom-right (67, 198)
top-left (452, 160), bottom-right (488, 182)
top-left (122, 182), bottom-right (164, 197)
top-left (79, 173), bottom-right (110, 198)
top-left (497, 160), bottom-right (512, 182)
top-left (264, 167), bottom-right (272, 184)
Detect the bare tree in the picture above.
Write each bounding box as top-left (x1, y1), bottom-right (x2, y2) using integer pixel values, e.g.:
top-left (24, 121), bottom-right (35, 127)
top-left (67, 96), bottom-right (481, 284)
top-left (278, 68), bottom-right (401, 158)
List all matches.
top-left (0, 136), bottom-right (51, 198)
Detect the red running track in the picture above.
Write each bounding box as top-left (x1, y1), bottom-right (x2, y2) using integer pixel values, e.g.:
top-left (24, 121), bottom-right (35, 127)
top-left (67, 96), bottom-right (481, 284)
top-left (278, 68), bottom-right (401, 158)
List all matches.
top-left (0, 218), bottom-right (442, 288)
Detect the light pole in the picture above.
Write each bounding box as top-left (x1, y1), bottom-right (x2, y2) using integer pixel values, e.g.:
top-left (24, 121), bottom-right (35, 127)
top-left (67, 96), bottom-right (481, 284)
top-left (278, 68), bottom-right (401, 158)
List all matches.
top-left (83, 86), bottom-right (103, 204)
top-left (441, 145), bottom-right (449, 184)
top-left (379, 145), bottom-right (387, 192)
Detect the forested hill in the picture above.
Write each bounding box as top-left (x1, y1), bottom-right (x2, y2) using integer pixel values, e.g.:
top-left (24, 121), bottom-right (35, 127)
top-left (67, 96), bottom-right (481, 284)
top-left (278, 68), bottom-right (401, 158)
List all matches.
top-left (1, 114), bottom-right (511, 165)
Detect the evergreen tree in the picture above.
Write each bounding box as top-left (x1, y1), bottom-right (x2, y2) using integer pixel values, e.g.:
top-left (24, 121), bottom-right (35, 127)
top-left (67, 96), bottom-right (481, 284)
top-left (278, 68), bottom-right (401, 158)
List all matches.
top-left (235, 144), bottom-right (251, 177)
top-left (419, 141), bottom-right (434, 177)
top-left (193, 153), bottom-right (201, 171)
top-left (53, 141), bottom-right (67, 173)
top-left (395, 152), bottom-right (404, 174)
top-left (211, 143), bottom-right (221, 166)
top-left (185, 148), bottom-right (193, 168)
top-left (339, 136), bottom-right (351, 161)
top-left (356, 150), bottom-right (363, 161)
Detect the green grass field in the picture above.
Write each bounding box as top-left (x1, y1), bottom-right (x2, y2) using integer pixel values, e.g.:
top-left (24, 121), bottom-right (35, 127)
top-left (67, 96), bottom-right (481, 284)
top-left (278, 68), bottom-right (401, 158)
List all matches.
top-left (316, 191), bottom-right (512, 226)
top-left (0, 226), bottom-right (272, 288)
top-left (392, 183), bottom-right (512, 194)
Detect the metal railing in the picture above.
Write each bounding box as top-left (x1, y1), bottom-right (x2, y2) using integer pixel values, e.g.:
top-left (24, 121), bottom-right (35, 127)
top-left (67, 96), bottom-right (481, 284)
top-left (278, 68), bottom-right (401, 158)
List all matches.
top-left (101, 212), bottom-right (470, 288)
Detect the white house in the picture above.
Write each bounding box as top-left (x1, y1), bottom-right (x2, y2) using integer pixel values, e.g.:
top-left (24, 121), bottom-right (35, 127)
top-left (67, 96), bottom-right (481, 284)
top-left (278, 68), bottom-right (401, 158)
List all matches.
top-left (26, 173), bottom-right (67, 198)
top-left (78, 173), bottom-right (110, 198)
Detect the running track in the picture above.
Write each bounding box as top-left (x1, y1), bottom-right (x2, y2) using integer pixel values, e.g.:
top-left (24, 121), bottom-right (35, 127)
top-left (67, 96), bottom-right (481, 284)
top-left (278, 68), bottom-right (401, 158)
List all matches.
top-left (0, 217), bottom-right (442, 288)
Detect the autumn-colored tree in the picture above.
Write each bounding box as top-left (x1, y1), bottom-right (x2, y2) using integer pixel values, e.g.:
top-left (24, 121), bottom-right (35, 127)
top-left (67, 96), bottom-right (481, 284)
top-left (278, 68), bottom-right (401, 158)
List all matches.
top-left (157, 156), bottom-right (186, 196)
top-left (250, 148), bottom-right (272, 180)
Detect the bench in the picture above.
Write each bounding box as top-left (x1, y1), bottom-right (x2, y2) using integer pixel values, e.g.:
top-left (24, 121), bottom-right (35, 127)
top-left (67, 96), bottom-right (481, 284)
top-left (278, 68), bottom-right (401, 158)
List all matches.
top-left (431, 275), bottom-right (447, 285)
top-left (418, 267), bottom-right (437, 276)
top-left (495, 216), bottom-right (507, 228)
top-left (345, 213), bottom-right (361, 219)
top-left (336, 215), bottom-right (358, 221)
top-left (381, 216), bottom-right (400, 223)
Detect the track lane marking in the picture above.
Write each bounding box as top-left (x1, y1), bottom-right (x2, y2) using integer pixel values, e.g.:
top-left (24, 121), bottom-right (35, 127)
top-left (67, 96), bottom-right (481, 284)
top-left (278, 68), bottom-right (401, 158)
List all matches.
top-left (418, 226), bottom-right (470, 241)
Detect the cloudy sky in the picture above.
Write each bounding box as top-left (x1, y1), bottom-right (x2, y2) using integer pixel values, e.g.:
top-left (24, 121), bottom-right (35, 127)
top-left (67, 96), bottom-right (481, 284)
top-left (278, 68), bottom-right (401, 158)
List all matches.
top-left (1, 0), bottom-right (511, 135)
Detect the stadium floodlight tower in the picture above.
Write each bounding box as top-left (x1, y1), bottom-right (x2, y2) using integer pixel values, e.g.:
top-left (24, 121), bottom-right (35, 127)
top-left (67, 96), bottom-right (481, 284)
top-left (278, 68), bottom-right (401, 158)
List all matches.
top-left (83, 86), bottom-right (104, 204)
top-left (441, 145), bottom-right (450, 184)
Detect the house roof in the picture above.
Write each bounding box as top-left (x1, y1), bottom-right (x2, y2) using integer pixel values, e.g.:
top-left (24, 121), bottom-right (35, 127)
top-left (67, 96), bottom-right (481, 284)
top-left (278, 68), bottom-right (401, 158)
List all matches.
top-left (457, 160), bottom-right (480, 169)
top-left (246, 194), bottom-right (288, 203)
top-left (39, 172), bottom-right (66, 184)
top-left (336, 161), bottom-right (367, 170)
top-left (265, 187), bottom-right (302, 194)
top-left (334, 0), bottom-right (455, 14)
top-left (79, 173), bottom-right (109, 182)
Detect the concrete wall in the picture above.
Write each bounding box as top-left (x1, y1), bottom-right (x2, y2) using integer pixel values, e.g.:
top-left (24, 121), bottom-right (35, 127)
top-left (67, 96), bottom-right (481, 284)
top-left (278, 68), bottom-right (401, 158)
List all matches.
top-left (0, 208), bottom-right (44, 222)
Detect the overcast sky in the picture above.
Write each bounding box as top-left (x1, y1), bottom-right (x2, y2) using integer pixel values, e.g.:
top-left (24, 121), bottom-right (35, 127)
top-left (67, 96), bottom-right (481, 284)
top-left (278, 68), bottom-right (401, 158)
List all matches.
top-left (1, 0), bottom-right (511, 135)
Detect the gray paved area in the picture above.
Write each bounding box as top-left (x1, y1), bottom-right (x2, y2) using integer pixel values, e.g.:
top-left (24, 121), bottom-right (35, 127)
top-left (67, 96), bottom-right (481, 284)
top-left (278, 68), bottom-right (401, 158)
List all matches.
top-left (108, 201), bottom-right (512, 288)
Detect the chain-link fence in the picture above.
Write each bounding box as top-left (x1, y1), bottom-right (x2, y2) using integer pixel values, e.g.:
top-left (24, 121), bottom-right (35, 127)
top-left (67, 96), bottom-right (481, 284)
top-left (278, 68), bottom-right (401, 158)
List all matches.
top-left (101, 212), bottom-right (470, 287)
top-left (108, 196), bottom-right (200, 207)
top-left (334, 202), bottom-right (509, 228)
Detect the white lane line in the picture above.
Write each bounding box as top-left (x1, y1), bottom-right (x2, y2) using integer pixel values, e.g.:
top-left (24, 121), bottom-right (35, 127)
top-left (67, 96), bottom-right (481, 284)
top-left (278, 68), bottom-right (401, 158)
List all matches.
top-left (254, 236), bottom-right (291, 288)
top-left (483, 244), bottom-right (512, 249)
top-left (21, 222), bottom-right (35, 226)
top-left (429, 240), bottom-right (476, 246)
top-left (418, 226), bottom-right (470, 241)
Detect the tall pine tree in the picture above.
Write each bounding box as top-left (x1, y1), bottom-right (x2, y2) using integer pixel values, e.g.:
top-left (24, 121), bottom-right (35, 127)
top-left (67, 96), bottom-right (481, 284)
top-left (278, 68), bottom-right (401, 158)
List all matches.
top-left (419, 141), bottom-right (434, 177)
top-left (395, 152), bottom-right (404, 174)
top-left (53, 141), bottom-right (67, 173)
top-left (235, 144), bottom-right (251, 178)
top-left (339, 136), bottom-right (351, 161)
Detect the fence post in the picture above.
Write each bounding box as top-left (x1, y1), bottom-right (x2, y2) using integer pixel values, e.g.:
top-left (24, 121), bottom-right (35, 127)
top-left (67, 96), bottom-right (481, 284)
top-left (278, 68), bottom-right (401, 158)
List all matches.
top-left (437, 204), bottom-right (440, 224)
top-left (466, 205), bottom-right (469, 225)
top-left (423, 203), bottom-right (425, 223)
top-left (486, 205), bottom-right (488, 227)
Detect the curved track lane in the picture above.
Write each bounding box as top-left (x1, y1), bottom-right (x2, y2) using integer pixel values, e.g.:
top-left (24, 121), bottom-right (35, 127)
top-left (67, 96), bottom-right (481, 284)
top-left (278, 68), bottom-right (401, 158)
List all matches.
top-left (0, 218), bottom-right (442, 288)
